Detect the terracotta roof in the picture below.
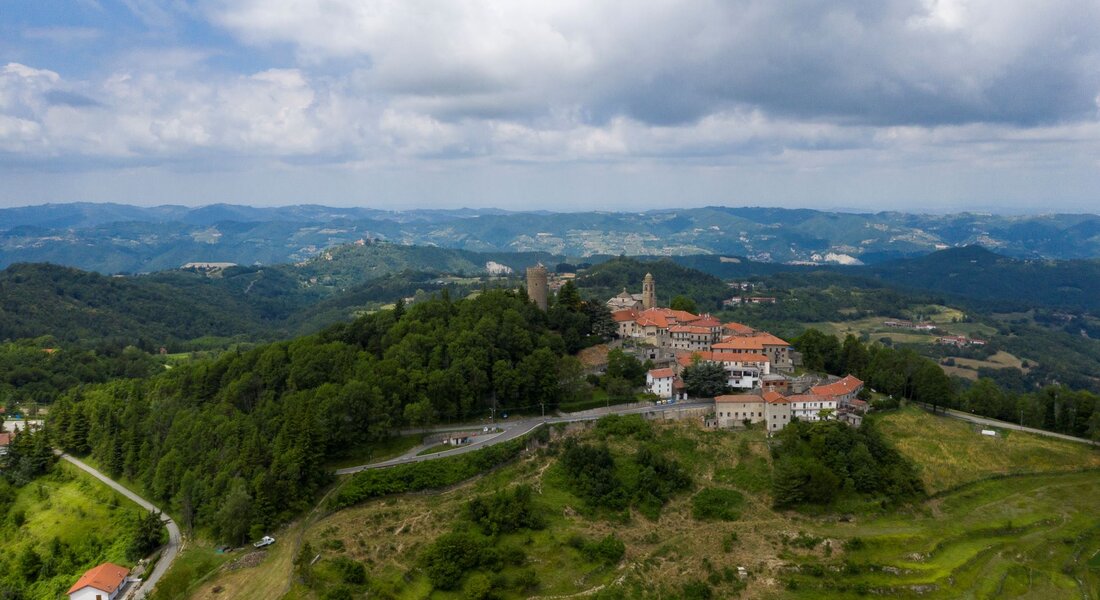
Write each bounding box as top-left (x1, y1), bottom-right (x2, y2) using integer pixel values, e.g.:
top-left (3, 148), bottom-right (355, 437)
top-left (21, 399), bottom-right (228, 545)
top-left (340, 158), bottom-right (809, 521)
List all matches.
top-left (763, 391), bottom-right (788, 404)
top-left (67, 563), bottom-right (129, 595)
top-left (669, 325), bottom-right (713, 334)
top-left (689, 315), bottom-right (722, 328)
top-left (722, 322), bottom-right (756, 335)
top-left (673, 377), bottom-right (686, 389)
top-left (0, 432), bottom-right (11, 446)
top-left (714, 332), bottom-right (790, 350)
top-left (611, 309), bottom-right (637, 322)
top-left (676, 351), bottom-right (770, 368)
top-left (810, 375), bottom-right (864, 398)
top-left (715, 394), bottom-right (765, 403)
top-left (648, 368), bottom-right (676, 379)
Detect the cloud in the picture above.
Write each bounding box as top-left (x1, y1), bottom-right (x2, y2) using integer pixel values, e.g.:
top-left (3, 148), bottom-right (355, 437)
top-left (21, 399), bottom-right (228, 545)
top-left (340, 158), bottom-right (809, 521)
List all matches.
top-left (204, 0), bottom-right (1100, 128)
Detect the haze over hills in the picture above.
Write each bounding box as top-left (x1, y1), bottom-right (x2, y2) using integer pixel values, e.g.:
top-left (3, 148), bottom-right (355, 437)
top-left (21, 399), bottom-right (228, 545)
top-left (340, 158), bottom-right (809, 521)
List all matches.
top-left (3, 203), bottom-right (1100, 273)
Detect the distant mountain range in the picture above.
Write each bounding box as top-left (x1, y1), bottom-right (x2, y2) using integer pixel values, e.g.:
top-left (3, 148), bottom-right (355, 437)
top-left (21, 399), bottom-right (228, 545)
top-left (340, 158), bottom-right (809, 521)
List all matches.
top-left (3, 203), bottom-right (1100, 273)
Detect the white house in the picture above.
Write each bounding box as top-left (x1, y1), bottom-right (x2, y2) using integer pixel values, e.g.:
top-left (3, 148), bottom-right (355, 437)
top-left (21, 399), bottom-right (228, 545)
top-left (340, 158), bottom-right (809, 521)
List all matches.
top-left (646, 368), bottom-right (676, 399)
top-left (68, 563), bottom-right (129, 600)
top-left (787, 394), bottom-right (837, 422)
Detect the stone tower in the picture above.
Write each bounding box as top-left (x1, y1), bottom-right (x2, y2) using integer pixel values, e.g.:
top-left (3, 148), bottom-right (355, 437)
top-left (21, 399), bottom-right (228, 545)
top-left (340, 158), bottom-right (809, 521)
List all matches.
top-left (642, 272), bottom-right (656, 309)
top-left (527, 264), bottom-right (549, 311)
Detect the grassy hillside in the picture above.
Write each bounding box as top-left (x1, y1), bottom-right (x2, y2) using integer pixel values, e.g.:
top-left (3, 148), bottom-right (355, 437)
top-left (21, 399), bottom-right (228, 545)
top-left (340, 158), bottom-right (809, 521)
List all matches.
top-left (0, 463), bottom-right (143, 600)
top-left (173, 409), bottom-right (1100, 599)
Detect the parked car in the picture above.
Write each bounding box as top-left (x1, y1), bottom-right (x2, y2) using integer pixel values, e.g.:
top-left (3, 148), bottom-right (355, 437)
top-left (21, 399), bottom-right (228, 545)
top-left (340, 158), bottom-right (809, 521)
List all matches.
top-left (253, 536), bottom-right (275, 548)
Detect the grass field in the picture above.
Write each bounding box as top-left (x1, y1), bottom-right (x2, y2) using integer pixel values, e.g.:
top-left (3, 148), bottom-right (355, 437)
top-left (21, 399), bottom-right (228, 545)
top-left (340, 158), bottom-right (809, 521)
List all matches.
top-left (176, 409), bottom-right (1100, 599)
top-left (0, 462), bottom-right (139, 600)
top-left (324, 434), bottom-right (423, 469)
top-left (874, 406), bottom-right (1100, 494)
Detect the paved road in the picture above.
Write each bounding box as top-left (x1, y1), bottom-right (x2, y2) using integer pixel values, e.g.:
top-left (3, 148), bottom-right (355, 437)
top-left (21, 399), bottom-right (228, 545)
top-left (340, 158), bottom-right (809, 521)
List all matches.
top-left (56, 452), bottom-right (181, 599)
top-left (917, 403), bottom-right (1100, 447)
top-left (335, 401), bottom-right (713, 475)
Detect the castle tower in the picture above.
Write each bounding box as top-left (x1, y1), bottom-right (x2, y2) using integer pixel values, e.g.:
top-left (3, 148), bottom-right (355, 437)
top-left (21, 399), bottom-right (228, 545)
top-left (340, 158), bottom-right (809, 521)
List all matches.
top-left (642, 272), bottom-right (656, 309)
top-left (527, 264), bottom-right (549, 311)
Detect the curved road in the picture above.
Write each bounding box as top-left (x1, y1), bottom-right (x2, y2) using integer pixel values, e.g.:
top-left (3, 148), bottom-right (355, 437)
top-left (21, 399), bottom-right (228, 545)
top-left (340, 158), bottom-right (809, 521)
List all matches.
top-left (335, 400), bottom-right (713, 475)
top-left (56, 452), bottom-right (181, 599)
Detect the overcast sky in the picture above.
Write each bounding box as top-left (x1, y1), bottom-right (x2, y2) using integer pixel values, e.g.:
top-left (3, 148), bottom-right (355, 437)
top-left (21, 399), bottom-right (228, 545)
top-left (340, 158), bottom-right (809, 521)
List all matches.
top-left (2, 0), bottom-right (1099, 212)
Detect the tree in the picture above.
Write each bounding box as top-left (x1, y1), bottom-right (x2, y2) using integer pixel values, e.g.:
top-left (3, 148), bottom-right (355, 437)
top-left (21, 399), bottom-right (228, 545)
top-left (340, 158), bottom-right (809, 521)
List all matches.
top-left (682, 360), bottom-right (728, 398)
top-left (670, 295), bottom-right (697, 314)
top-left (606, 349), bottom-right (646, 386)
top-left (556, 281), bottom-right (583, 311)
top-left (215, 479), bottom-right (253, 544)
top-left (127, 510), bottom-right (165, 560)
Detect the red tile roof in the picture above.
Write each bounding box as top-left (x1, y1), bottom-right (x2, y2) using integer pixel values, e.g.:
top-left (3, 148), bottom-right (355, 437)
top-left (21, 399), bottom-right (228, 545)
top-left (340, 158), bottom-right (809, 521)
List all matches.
top-left (676, 351), bottom-right (770, 367)
top-left (611, 308), bottom-right (637, 322)
top-left (810, 375), bottom-right (864, 398)
top-left (673, 377), bottom-right (686, 389)
top-left (648, 368), bottom-right (676, 379)
top-left (763, 391), bottom-right (788, 404)
top-left (715, 394), bottom-right (765, 403)
top-left (689, 315), bottom-right (722, 328)
top-left (669, 325), bottom-right (713, 334)
top-left (714, 332), bottom-right (790, 351)
top-left (67, 563), bottom-right (129, 595)
top-left (786, 394), bottom-right (832, 403)
top-left (722, 322), bottom-right (756, 335)
top-left (0, 432), bottom-right (11, 446)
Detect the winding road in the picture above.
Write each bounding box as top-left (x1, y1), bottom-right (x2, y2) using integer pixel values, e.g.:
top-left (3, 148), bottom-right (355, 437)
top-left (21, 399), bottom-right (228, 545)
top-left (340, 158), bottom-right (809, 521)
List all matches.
top-left (56, 451), bottom-right (181, 599)
top-left (335, 400), bottom-right (713, 475)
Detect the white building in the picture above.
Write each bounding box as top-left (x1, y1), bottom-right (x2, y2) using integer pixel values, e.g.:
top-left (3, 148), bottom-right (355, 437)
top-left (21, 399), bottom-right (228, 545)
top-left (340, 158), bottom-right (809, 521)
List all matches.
top-left (68, 563), bottom-right (129, 600)
top-left (787, 394), bottom-right (837, 422)
top-left (646, 368), bottom-right (676, 399)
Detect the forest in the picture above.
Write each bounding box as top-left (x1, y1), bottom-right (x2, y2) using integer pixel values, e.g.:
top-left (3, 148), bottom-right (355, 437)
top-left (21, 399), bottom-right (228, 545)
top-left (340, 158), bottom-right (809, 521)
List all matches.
top-left (46, 288), bottom-right (605, 543)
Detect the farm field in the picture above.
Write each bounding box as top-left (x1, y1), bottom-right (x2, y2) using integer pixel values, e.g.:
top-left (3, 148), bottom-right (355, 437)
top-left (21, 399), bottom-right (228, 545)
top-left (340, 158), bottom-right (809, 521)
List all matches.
top-left (174, 408), bottom-right (1100, 599)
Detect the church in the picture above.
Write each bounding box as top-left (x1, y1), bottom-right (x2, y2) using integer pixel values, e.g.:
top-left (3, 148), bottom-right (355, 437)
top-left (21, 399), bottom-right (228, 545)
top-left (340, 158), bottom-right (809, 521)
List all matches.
top-left (606, 273), bottom-right (656, 311)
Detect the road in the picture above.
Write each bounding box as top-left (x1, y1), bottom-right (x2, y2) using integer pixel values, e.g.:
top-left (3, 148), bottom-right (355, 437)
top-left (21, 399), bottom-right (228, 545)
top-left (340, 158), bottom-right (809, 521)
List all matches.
top-left (917, 403), bottom-right (1100, 447)
top-left (56, 451), bottom-right (181, 599)
top-left (335, 400), bottom-right (713, 475)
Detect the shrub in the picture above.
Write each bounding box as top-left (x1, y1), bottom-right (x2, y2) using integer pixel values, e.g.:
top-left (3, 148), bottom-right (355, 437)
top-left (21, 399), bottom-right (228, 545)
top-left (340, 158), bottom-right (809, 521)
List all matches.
top-left (682, 580), bottom-right (713, 600)
top-left (467, 485), bottom-right (544, 536)
top-left (691, 488), bottom-right (745, 521)
top-left (329, 556), bottom-right (367, 585)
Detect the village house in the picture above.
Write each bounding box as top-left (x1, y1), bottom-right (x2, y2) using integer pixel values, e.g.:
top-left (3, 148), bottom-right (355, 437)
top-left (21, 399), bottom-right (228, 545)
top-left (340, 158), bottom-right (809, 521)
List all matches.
top-left (0, 431), bottom-right (11, 456)
top-left (714, 394), bottom-right (767, 427)
top-left (67, 563), bottom-right (130, 600)
top-left (937, 335), bottom-right (987, 347)
top-left (646, 367), bottom-right (675, 398)
top-left (810, 374), bottom-right (865, 405)
top-left (763, 391), bottom-right (792, 433)
top-left (676, 350), bottom-right (771, 389)
top-left (712, 332), bottom-right (794, 371)
top-left (787, 394), bottom-right (837, 421)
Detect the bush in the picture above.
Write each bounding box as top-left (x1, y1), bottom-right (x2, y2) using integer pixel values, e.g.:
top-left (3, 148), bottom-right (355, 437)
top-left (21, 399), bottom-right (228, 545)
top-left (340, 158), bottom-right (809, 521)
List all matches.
top-left (329, 556), bottom-right (367, 585)
top-left (570, 534), bottom-right (625, 565)
top-left (691, 488), bottom-right (745, 521)
top-left (467, 485), bottom-right (544, 536)
top-left (421, 531), bottom-right (491, 590)
top-left (682, 580), bottom-right (713, 600)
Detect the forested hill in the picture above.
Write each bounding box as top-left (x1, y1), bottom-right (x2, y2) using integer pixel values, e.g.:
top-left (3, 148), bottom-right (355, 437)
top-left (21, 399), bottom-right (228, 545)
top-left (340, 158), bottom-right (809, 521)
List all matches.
top-left (858, 246), bottom-right (1100, 313)
top-left (49, 288), bottom-right (600, 543)
top-left (0, 263), bottom-right (311, 347)
top-left (576, 257), bottom-right (731, 311)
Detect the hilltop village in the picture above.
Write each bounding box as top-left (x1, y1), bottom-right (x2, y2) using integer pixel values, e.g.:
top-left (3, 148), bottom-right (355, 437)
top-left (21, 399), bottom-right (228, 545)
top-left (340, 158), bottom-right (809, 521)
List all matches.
top-left (527, 266), bottom-right (867, 434)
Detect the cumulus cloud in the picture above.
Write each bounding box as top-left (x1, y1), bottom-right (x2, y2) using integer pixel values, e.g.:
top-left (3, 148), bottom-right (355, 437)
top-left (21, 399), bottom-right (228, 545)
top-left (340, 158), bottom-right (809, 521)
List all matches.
top-left (1, 0), bottom-right (1099, 210)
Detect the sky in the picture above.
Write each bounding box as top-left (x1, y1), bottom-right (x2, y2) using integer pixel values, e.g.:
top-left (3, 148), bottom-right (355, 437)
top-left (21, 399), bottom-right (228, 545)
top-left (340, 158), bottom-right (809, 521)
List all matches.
top-left (2, 0), bottom-right (1100, 212)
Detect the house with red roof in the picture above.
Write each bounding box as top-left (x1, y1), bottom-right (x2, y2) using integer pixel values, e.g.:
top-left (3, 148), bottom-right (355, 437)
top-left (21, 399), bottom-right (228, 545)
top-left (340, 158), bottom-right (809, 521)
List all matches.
top-left (809, 375), bottom-right (864, 404)
top-left (0, 431), bottom-right (12, 456)
top-left (763, 391), bottom-right (792, 433)
top-left (68, 563), bottom-right (130, 600)
top-left (713, 332), bottom-right (794, 371)
top-left (646, 367), bottom-right (678, 399)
